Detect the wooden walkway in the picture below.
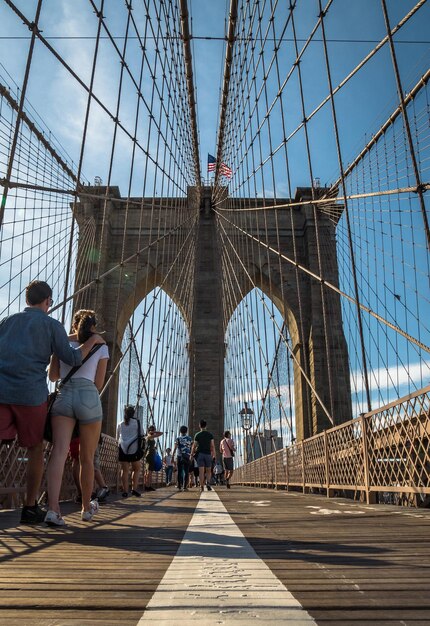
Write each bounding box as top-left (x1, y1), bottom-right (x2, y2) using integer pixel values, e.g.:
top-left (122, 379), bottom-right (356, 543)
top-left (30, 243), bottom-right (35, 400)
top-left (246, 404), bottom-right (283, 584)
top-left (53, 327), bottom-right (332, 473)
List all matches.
top-left (0, 486), bottom-right (429, 625)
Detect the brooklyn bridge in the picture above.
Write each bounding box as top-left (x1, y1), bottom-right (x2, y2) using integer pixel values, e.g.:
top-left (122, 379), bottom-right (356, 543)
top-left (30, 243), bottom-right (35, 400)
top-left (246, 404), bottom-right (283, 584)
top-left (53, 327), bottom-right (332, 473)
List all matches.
top-left (0, 0), bottom-right (429, 623)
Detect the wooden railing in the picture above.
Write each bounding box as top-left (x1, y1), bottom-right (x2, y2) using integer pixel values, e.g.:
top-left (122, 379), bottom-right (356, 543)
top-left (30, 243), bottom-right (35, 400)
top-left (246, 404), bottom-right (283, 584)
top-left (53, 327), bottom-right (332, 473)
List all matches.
top-left (0, 434), bottom-right (165, 509)
top-left (234, 385), bottom-right (430, 507)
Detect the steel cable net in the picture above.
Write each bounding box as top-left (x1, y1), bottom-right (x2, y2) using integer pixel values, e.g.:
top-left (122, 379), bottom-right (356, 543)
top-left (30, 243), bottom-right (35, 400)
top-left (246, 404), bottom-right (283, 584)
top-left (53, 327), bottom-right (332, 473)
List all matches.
top-left (216, 0), bottom-right (429, 460)
top-left (0, 0), bottom-right (198, 442)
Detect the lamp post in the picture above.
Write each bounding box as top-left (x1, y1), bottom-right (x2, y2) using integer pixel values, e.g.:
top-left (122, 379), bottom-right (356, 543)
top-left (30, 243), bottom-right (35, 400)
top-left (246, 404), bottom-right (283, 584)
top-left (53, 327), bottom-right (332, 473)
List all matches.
top-left (240, 402), bottom-right (254, 464)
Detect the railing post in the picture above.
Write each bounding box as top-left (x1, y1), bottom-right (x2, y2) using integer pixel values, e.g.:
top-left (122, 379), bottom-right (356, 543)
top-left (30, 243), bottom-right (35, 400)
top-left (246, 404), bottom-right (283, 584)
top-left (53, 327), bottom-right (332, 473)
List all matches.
top-left (361, 413), bottom-right (376, 504)
top-left (302, 441), bottom-right (307, 494)
top-left (324, 429), bottom-right (333, 498)
top-left (274, 451), bottom-right (278, 490)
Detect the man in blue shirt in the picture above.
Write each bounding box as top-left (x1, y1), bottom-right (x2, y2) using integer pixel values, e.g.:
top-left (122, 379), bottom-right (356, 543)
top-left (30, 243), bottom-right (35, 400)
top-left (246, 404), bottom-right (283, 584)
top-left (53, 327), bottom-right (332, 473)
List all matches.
top-left (0, 280), bottom-right (105, 524)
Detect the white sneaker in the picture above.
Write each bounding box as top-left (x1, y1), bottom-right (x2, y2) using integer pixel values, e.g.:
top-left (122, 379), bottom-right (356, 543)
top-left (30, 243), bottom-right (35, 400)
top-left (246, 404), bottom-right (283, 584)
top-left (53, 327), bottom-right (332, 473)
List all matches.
top-left (81, 499), bottom-right (99, 522)
top-left (45, 510), bottom-right (66, 527)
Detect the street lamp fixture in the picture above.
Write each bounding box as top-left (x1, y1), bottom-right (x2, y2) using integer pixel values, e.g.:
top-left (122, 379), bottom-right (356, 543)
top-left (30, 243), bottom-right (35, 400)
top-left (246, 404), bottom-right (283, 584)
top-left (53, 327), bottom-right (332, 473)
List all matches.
top-left (239, 402), bottom-right (254, 463)
top-left (239, 401), bottom-right (254, 427)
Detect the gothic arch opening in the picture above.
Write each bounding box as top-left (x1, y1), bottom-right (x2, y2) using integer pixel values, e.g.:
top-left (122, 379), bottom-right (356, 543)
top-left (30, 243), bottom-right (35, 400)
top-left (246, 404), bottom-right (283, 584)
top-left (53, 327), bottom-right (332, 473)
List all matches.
top-left (117, 288), bottom-right (190, 452)
top-left (224, 287), bottom-right (296, 465)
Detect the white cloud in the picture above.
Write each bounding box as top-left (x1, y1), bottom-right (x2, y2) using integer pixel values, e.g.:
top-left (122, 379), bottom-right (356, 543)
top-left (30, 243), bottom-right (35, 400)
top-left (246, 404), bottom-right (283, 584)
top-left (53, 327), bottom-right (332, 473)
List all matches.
top-left (351, 360), bottom-right (430, 395)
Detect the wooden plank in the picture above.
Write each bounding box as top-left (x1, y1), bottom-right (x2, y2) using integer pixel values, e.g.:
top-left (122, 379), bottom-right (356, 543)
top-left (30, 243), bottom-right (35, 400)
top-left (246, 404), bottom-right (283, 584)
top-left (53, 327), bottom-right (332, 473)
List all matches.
top-left (1, 486), bottom-right (430, 624)
top-left (0, 490), bottom-right (197, 626)
top-left (218, 486), bottom-right (430, 625)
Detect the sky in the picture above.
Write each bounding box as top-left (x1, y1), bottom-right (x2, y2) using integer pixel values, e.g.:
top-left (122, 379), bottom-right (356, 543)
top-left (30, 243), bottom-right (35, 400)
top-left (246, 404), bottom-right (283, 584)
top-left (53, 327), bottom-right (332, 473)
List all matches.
top-left (1, 1), bottom-right (429, 188)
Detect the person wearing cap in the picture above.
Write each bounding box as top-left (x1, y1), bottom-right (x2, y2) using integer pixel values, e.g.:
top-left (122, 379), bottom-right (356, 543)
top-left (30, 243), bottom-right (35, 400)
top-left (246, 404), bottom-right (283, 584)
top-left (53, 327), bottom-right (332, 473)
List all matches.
top-left (45, 309), bottom-right (108, 526)
top-left (0, 281), bottom-right (104, 526)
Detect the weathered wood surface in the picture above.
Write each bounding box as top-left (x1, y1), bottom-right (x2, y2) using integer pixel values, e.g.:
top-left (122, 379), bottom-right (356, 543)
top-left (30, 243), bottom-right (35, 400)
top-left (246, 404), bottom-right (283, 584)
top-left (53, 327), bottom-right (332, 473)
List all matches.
top-left (0, 489), bottom-right (196, 625)
top-left (0, 486), bottom-right (429, 625)
top-left (218, 487), bottom-right (430, 625)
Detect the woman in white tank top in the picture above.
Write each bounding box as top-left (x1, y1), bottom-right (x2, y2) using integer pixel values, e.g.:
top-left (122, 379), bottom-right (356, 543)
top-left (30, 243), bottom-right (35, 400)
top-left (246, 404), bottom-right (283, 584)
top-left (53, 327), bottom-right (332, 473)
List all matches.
top-left (45, 310), bottom-right (109, 526)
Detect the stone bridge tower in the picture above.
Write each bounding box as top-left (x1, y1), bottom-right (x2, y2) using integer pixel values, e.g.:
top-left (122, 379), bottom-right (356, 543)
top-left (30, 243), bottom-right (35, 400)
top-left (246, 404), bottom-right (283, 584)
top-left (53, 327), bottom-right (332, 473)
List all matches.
top-left (73, 185), bottom-right (351, 442)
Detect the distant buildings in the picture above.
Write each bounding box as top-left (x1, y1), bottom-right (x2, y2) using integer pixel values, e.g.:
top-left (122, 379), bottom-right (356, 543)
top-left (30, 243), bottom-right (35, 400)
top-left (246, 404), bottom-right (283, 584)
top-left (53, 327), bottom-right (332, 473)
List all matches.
top-left (244, 429), bottom-right (283, 461)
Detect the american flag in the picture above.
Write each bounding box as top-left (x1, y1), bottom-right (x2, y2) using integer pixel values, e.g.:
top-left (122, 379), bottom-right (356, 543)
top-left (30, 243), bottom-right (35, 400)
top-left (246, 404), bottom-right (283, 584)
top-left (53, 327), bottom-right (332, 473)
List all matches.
top-left (207, 153), bottom-right (216, 172)
top-left (219, 162), bottom-right (233, 178)
top-left (207, 153), bottom-right (233, 178)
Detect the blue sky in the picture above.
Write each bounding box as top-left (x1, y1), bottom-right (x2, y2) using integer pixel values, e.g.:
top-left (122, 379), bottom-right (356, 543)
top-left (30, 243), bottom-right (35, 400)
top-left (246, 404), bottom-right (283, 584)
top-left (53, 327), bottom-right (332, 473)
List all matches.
top-left (1, 1), bottom-right (429, 189)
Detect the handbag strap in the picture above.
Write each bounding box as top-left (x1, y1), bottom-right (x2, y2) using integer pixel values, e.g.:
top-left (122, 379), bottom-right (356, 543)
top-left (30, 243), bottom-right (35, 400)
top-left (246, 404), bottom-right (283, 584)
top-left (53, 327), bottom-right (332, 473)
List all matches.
top-left (125, 417), bottom-right (142, 453)
top-left (58, 343), bottom-right (103, 389)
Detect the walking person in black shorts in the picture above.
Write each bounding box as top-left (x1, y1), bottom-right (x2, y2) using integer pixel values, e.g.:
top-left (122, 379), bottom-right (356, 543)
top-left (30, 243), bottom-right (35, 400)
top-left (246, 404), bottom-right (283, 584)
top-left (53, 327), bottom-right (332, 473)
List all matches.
top-left (117, 405), bottom-right (144, 497)
top-left (191, 419), bottom-right (216, 492)
top-left (220, 430), bottom-right (236, 488)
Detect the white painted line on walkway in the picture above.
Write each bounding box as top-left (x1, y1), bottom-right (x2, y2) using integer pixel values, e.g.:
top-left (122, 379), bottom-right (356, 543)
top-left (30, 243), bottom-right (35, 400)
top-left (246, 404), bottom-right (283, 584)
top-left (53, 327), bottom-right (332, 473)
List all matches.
top-left (138, 490), bottom-right (317, 625)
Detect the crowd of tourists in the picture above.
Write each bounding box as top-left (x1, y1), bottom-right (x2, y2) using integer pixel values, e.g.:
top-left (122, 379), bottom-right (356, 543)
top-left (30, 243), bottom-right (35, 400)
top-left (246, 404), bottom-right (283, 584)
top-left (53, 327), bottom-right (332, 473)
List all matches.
top-left (0, 280), bottom-right (236, 528)
top-left (117, 415), bottom-right (236, 493)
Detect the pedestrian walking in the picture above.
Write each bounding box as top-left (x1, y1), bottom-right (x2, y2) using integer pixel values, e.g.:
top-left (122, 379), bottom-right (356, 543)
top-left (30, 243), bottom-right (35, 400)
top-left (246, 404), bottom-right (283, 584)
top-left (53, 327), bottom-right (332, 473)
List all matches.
top-left (0, 281), bottom-right (103, 525)
top-left (163, 447), bottom-right (175, 486)
top-left (220, 430), bottom-right (236, 488)
top-left (117, 405), bottom-right (144, 497)
top-left (144, 424), bottom-right (162, 491)
top-left (191, 419), bottom-right (216, 492)
top-left (172, 425), bottom-right (192, 491)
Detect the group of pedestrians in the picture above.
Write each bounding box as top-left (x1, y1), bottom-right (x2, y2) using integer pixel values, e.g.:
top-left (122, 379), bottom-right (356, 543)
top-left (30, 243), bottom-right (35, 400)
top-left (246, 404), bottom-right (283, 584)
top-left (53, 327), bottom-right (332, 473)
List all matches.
top-left (117, 418), bottom-right (237, 495)
top-left (0, 280), bottom-right (237, 528)
top-left (171, 420), bottom-right (236, 492)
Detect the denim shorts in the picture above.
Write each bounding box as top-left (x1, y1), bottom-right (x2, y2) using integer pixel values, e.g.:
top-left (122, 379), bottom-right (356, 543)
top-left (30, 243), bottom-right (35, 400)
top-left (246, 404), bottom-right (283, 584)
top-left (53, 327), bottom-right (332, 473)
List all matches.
top-left (197, 452), bottom-right (213, 468)
top-left (51, 378), bottom-right (103, 424)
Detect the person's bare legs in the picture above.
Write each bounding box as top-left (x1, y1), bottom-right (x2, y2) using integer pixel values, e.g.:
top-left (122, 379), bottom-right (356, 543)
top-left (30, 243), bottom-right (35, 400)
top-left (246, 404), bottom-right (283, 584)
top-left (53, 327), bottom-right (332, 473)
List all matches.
top-left (205, 466), bottom-right (212, 488)
top-left (72, 457), bottom-right (81, 496)
top-left (94, 467), bottom-right (106, 490)
top-left (131, 460), bottom-right (141, 491)
top-left (198, 466), bottom-right (205, 490)
top-left (120, 462), bottom-right (130, 492)
top-left (79, 421), bottom-right (102, 513)
top-left (26, 441), bottom-right (45, 506)
top-left (187, 467), bottom-right (194, 488)
top-left (46, 415), bottom-right (76, 513)
top-left (225, 468), bottom-right (233, 487)
top-left (144, 469), bottom-right (152, 488)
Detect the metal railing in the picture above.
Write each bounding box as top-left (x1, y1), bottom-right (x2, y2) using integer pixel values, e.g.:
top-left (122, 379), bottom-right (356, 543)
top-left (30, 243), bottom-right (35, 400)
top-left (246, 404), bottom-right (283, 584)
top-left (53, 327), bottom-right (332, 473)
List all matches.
top-left (234, 386), bottom-right (430, 507)
top-left (2, 386), bottom-right (428, 508)
top-left (0, 434), bottom-right (165, 509)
